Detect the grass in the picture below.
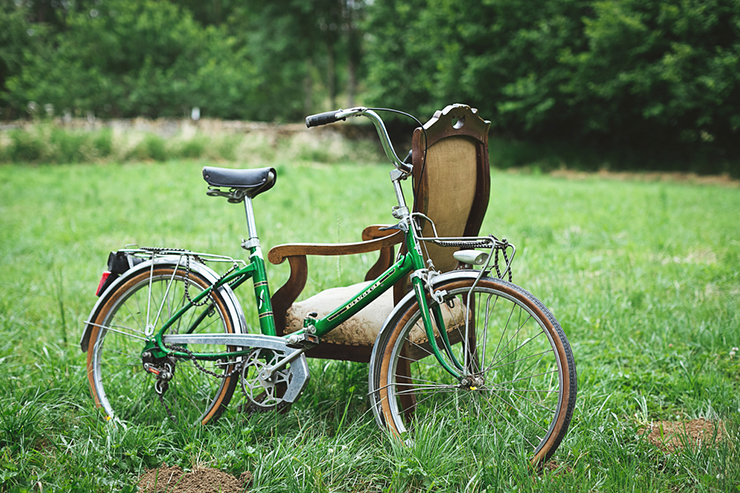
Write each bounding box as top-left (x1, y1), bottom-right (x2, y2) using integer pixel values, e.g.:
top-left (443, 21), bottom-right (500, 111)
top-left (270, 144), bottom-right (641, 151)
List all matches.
top-left (0, 155), bottom-right (738, 491)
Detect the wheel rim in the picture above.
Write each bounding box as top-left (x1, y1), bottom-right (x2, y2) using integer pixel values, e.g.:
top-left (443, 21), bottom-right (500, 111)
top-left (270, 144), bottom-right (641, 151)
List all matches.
top-left (89, 268), bottom-right (235, 425)
top-left (382, 282), bottom-right (567, 458)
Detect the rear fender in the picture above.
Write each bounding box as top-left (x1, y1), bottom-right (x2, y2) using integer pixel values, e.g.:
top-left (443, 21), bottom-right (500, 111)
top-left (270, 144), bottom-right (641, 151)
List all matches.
top-left (80, 256), bottom-right (246, 352)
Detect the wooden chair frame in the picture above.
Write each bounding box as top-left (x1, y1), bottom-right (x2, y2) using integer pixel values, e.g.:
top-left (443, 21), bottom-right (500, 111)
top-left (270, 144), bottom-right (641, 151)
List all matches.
top-left (267, 104), bottom-right (490, 362)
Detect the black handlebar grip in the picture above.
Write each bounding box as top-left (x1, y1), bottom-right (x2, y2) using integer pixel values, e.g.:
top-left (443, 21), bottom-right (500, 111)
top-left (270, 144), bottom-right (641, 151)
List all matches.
top-left (305, 110), bottom-right (345, 128)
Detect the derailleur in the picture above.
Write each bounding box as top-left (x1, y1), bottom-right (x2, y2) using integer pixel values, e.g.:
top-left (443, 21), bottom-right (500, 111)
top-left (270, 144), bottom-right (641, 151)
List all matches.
top-left (142, 350), bottom-right (176, 395)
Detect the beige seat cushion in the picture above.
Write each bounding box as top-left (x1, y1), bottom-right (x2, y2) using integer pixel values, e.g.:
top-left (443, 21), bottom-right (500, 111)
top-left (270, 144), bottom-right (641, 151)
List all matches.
top-left (286, 282), bottom-right (466, 352)
top-left (286, 282), bottom-right (393, 346)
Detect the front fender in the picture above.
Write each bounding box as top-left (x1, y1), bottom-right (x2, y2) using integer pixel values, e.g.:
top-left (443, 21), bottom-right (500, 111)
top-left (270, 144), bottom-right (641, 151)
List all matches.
top-left (80, 256), bottom-right (247, 352)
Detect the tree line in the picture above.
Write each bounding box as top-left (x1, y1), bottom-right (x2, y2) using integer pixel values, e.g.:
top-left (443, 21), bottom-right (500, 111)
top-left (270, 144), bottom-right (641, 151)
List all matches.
top-left (1, 0), bottom-right (738, 171)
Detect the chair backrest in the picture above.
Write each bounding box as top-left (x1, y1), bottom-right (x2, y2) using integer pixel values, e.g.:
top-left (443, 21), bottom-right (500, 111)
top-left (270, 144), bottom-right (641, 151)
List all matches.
top-left (410, 103), bottom-right (491, 273)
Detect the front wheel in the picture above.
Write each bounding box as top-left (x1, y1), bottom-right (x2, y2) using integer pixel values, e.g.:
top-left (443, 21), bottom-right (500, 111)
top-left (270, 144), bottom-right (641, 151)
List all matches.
top-left (370, 276), bottom-right (577, 463)
top-left (86, 264), bottom-right (241, 425)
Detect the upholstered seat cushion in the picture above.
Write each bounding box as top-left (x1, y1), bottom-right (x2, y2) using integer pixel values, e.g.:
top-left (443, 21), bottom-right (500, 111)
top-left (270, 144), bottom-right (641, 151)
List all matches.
top-left (285, 282), bottom-right (393, 347)
top-left (285, 282), bottom-right (467, 352)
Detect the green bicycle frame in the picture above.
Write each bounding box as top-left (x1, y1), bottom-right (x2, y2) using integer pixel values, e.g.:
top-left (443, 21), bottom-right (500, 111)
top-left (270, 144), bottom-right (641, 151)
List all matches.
top-left (145, 223), bottom-right (465, 380)
top-left (144, 107), bottom-right (470, 380)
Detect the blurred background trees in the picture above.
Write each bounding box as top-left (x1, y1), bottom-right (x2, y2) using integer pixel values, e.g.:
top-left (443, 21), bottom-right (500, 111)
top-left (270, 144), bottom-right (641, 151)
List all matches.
top-left (1, 0), bottom-right (738, 171)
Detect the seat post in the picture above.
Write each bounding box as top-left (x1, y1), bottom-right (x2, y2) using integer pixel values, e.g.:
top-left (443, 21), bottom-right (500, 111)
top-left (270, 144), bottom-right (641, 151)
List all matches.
top-left (242, 196), bottom-right (261, 250)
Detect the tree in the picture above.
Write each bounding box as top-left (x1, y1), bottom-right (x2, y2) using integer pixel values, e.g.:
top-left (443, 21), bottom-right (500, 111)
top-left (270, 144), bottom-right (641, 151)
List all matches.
top-left (2, 0), bottom-right (259, 119)
top-left (364, 0), bottom-right (740, 168)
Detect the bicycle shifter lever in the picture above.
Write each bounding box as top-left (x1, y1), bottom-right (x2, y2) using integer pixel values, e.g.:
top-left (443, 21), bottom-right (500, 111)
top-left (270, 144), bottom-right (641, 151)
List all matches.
top-left (379, 220), bottom-right (408, 233)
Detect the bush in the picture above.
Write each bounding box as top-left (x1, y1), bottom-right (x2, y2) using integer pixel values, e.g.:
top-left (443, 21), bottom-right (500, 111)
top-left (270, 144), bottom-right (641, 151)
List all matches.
top-left (0, 122), bottom-right (384, 166)
top-left (50, 127), bottom-right (89, 163)
top-left (7, 128), bottom-right (44, 162)
top-left (364, 0), bottom-right (740, 174)
top-left (176, 137), bottom-right (208, 159)
top-left (128, 134), bottom-right (168, 162)
top-left (91, 129), bottom-right (113, 158)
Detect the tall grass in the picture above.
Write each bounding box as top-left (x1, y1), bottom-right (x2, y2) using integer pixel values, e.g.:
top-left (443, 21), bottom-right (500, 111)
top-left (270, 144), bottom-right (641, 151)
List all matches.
top-left (0, 155), bottom-right (738, 491)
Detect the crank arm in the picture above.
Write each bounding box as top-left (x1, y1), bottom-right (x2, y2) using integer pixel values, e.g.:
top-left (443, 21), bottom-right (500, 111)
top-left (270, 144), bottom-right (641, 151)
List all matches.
top-left (258, 347), bottom-right (308, 381)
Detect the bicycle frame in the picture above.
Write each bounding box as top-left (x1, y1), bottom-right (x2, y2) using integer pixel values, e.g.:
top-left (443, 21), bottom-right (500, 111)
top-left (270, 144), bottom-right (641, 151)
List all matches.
top-left (141, 206), bottom-right (469, 381)
top-left (140, 107), bottom-right (468, 380)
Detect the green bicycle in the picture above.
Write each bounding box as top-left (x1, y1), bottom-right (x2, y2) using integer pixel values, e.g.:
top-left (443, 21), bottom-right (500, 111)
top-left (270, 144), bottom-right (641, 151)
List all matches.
top-left (80, 107), bottom-right (577, 463)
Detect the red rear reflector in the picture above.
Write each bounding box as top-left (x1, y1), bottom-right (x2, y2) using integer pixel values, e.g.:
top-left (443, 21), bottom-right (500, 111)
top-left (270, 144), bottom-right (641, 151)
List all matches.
top-left (96, 272), bottom-right (111, 296)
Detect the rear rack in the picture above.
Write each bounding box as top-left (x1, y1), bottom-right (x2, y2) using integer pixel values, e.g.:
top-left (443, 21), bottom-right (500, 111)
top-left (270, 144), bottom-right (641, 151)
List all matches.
top-left (120, 246), bottom-right (247, 269)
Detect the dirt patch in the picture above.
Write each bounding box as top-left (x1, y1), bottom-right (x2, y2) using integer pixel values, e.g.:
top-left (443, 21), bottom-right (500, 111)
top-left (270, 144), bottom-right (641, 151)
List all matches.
top-left (542, 460), bottom-right (573, 474)
top-left (547, 169), bottom-right (739, 187)
top-left (642, 418), bottom-right (728, 452)
top-left (138, 465), bottom-right (252, 493)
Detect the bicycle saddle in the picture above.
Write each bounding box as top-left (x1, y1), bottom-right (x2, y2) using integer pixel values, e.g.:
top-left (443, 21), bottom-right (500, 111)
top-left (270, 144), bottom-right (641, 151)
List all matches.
top-left (202, 166), bottom-right (277, 199)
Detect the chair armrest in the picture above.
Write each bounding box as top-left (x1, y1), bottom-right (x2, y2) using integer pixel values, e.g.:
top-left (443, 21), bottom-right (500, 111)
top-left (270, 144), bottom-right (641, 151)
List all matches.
top-left (267, 229), bottom-right (402, 264)
top-left (268, 229), bottom-right (403, 335)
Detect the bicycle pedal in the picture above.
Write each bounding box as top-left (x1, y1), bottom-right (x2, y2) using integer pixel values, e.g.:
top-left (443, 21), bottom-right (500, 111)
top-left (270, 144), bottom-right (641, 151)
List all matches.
top-left (286, 332), bottom-right (320, 349)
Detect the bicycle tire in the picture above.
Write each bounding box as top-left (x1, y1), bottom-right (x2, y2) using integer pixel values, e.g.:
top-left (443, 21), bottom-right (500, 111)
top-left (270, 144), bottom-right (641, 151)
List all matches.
top-left (86, 264), bottom-right (241, 425)
top-left (370, 276), bottom-right (576, 463)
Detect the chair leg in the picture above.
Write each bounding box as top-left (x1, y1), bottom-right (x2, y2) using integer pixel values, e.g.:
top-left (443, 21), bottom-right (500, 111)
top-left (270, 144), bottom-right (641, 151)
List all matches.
top-left (462, 292), bottom-right (481, 374)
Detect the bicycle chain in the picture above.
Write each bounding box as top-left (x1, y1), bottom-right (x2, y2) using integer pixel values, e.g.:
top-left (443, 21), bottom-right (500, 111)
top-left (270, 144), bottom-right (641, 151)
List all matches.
top-left (164, 343), bottom-right (243, 380)
top-left (492, 238), bottom-right (513, 282)
top-left (139, 247), bottom-right (237, 307)
top-left (152, 343), bottom-right (243, 422)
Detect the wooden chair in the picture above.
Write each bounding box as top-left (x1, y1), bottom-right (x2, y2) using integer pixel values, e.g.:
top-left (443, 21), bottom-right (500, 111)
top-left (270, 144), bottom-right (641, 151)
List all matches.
top-left (267, 104), bottom-right (491, 362)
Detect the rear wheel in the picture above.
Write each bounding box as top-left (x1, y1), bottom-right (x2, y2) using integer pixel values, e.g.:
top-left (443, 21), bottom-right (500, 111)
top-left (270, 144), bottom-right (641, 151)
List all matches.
top-left (371, 276), bottom-right (576, 463)
top-left (86, 264), bottom-right (240, 425)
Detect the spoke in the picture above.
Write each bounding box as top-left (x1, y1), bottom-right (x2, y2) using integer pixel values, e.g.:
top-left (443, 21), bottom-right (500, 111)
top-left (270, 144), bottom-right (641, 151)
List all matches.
top-left (484, 387), bottom-right (558, 413)
top-left (391, 383), bottom-right (459, 396)
top-left (91, 322), bottom-right (148, 341)
top-left (121, 300), bottom-right (145, 333)
top-left (490, 301), bottom-right (517, 363)
top-left (393, 385), bottom-right (459, 415)
top-left (99, 353), bottom-right (141, 365)
top-left (393, 372), bottom-right (454, 387)
top-left (472, 391), bottom-right (540, 449)
top-left (496, 311), bottom-right (534, 366)
top-left (489, 386), bottom-right (558, 395)
top-left (479, 292), bottom-right (495, 373)
top-left (153, 268), bottom-right (180, 331)
top-left (490, 368), bottom-right (559, 386)
top-left (485, 346), bottom-right (550, 373)
top-left (406, 336), bottom-right (435, 358)
top-left (486, 389), bottom-right (549, 435)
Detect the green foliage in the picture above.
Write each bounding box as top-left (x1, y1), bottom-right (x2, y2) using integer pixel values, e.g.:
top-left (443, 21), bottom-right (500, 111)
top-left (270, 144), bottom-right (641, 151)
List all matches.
top-left (2, 0), bottom-right (259, 120)
top-left (364, 0), bottom-right (740, 172)
top-left (2, 0), bottom-right (739, 173)
top-left (0, 123), bottom-right (383, 165)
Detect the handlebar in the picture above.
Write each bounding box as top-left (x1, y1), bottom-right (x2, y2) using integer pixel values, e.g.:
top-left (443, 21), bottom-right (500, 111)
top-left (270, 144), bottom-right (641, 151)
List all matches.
top-left (305, 110), bottom-right (345, 128)
top-left (304, 107), bottom-right (412, 174)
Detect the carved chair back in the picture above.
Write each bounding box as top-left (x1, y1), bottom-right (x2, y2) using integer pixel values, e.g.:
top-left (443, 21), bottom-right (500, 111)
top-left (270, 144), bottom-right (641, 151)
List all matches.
top-left (393, 104), bottom-right (491, 300)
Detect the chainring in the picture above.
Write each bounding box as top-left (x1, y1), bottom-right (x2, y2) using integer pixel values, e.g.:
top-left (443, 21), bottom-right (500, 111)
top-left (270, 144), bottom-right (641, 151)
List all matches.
top-left (240, 347), bottom-right (294, 412)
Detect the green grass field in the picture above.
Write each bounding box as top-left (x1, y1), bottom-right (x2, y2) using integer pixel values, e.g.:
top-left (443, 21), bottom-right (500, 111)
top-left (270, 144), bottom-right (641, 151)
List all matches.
top-left (0, 158), bottom-right (738, 492)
